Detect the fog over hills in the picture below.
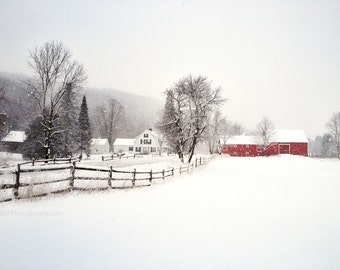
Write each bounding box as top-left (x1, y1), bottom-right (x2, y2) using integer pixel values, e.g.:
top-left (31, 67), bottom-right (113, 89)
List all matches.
top-left (0, 72), bottom-right (163, 138)
top-left (84, 87), bottom-right (163, 137)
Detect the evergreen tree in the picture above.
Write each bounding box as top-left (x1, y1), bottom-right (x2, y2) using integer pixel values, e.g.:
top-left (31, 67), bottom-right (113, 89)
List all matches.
top-left (78, 95), bottom-right (92, 157)
top-left (23, 114), bottom-right (63, 159)
top-left (60, 83), bottom-right (79, 157)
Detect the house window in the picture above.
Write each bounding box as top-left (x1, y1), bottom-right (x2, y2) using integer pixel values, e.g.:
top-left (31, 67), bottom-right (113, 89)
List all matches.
top-left (151, 147), bottom-right (156, 152)
top-left (129, 147), bottom-right (133, 151)
top-left (246, 152), bottom-right (249, 156)
top-left (144, 134), bottom-right (149, 138)
top-left (135, 147), bottom-right (141, 152)
top-left (140, 139), bottom-right (143, 144)
top-left (144, 139), bottom-right (151, 144)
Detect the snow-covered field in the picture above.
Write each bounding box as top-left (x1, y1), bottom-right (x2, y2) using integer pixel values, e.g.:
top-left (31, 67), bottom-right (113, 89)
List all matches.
top-left (1, 155), bottom-right (340, 270)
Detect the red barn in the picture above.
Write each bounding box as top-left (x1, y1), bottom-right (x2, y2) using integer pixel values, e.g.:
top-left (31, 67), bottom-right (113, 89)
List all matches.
top-left (221, 135), bottom-right (261, 156)
top-left (266, 129), bottom-right (309, 156)
top-left (222, 129), bottom-right (309, 157)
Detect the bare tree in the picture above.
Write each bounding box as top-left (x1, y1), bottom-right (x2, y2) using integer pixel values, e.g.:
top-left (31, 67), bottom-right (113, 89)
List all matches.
top-left (158, 75), bottom-right (225, 163)
top-left (95, 98), bottom-right (125, 151)
top-left (25, 41), bottom-right (87, 159)
top-left (326, 112), bottom-right (340, 158)
top-left (157, 87), bottom-right (190, 162)
top-left (255, 116), bottom-right (275, 156)
top-left (206, 109), bottom-right (226, 154)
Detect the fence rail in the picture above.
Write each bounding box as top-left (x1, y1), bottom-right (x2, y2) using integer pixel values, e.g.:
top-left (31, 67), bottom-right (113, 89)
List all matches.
top-left (0, 156), bottom-right (211, 202)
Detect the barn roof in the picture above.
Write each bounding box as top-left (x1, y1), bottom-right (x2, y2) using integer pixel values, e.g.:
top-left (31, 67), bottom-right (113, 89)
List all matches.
top-left (222, 129), bottom-right (308, 145)
top-left (113, 138), bottom-right (135, 146)
top-left (223, 135), bottom-right (258, 145)
top-left (91, 138), bottom-right (109, 145)
top-left (274, 129), bottom-right (309, 143)
top-left (1, 131), bottom-right (26, 143)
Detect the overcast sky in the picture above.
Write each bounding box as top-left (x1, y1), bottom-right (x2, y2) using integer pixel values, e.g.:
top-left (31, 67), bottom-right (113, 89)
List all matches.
top-left (0, 0), bottom-right (339, 138)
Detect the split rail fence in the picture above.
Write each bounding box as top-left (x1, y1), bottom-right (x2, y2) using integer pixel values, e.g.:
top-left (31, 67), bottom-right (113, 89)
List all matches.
top-left (0, 156), bottom-right (210, 202)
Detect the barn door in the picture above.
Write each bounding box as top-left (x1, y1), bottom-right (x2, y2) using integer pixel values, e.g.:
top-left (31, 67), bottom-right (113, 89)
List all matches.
top-left (279, 144), bottom-right (290, 154)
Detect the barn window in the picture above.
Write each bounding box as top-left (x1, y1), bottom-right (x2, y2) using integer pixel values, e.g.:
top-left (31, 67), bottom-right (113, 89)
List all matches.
top-left (151, 147), bottom-right (156, 152)
top-left (144, 134), bottom-right (149, 138)
top-left (246, 145), bottom-right (249, 148)
top-left (129, 147), bottom-right (133, 151)
top-left (246, 152), bottom-right (249, 156)
top-left (140, 139), bottom-right (143, 144)
top-left (135, 147), bottom-right (141, 152)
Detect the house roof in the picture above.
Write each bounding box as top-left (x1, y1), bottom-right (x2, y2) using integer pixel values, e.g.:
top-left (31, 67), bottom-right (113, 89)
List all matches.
top-left (1, 131), bottom-right (26, 143)
top-left (91, 138), bottom-right (109, 145)
top-left (113, 138), bottom-right (135, 146)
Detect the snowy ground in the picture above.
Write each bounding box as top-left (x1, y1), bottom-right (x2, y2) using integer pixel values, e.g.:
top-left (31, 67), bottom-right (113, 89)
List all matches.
top-left (1, 155), bottom-right (340, 270)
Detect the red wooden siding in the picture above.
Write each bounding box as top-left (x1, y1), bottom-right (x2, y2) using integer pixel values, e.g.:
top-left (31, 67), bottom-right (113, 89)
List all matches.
top-left (223, 142), bottom-right (308, 157)
top-left (222, 144), bottom-right (260, 156)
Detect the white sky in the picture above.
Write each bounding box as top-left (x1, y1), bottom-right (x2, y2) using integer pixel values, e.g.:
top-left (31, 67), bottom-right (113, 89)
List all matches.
top-left (0, 0), bottom-right (339, 138)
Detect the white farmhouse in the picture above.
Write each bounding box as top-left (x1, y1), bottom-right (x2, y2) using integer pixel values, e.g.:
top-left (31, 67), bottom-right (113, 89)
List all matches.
top-left (134, 129), bottom-right (162, 154)
top-left (113, 138), bottom-right (135, 154)
top-left (90, 138), bottom-right (110, 155)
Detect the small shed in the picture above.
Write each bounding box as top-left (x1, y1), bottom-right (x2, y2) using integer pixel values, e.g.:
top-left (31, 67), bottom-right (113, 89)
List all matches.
top-left (113, 138), bottom-right (135, 154)
top-left (1, 131), bottom-right (27, 153)
top-left (90, 138), bottom-right (110, 155)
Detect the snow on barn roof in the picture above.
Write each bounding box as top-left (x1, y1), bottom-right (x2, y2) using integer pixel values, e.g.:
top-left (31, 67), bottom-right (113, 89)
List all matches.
top-left (91, 138), bottom-right (109, 145)
top-left (222, 129), bottom-right (309, 145)
top-left (223, 135), bottom-right (258, 145)
top-left (113, 138), bottom-right (135, 146)
top-left (1, 131), bottom-right (26, 143)
top-left (274, 129), bottom-right (309, 143)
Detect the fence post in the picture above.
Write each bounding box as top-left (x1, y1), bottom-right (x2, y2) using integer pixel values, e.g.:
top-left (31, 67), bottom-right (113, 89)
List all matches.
top-left (53, 157), bottom-right (56, 164)
top-left (108, 166), bottom-right (113, 188)
top-left (162, 169), bottom-right (165, 180)
top-left (172, 167), bottom-right (174, 177)
top-left (187, 164), bottom-right (189, 174)
top-left (32, 158), bottom-right (35, 166)
top-left (14, 164), bottom-right (20, 199)
top-left (200, 157), bottom-right (202, 165)
top-left (179, 165), bottom-right (182, 175)
top-left (102, 156), bottom-right (104, 161)
top-left (195, 158), bottom-right (198, 168)
top-left (149, 169), bottom-right (152, 183)
top-left (70, 161), bottom-right (76, 190)
top-left (132, 169), bottom-right (136, 187)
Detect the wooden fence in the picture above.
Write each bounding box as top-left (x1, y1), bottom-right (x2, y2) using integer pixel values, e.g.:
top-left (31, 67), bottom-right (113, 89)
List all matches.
top-left (0, 156), bottom-right (210, 202)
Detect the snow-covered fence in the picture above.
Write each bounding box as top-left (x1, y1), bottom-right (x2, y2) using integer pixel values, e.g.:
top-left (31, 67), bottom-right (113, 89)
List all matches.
top-left (101, 153), bottom-right (144, 161)
top-left (0, 157), bottom-right (209, 202)
top-left (21, 156), bottom-right (80, 166)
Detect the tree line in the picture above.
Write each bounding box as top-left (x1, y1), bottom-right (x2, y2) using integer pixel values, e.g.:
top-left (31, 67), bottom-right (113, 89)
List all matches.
top-left (0, 41), bottom-right (143, 160)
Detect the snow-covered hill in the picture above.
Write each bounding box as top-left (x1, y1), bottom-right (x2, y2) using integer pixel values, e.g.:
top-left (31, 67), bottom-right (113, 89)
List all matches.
top-left (1, 155), bottom-right (340, 270)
